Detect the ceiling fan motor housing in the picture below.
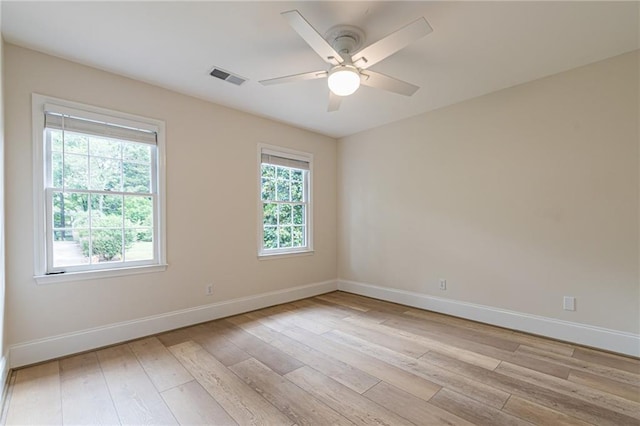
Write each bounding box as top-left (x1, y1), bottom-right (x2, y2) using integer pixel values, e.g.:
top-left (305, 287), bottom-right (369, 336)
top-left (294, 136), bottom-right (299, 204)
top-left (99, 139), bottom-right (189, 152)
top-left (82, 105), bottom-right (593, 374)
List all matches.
top-left (325, 25), bottom-right (365, 60)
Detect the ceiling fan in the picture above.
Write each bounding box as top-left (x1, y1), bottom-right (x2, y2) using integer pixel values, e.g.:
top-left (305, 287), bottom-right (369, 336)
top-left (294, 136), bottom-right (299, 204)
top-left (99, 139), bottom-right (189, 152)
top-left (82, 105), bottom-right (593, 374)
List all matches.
top-left (260, 10), bottom-right (433, 111)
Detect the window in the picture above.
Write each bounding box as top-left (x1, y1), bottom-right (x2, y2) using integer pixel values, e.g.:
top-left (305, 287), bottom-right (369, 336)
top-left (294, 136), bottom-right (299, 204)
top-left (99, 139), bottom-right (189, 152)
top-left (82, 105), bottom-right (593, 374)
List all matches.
top-left (258, 145), bottom-right (313, 257)
top-left (33, 94), bottom-right (166, 281)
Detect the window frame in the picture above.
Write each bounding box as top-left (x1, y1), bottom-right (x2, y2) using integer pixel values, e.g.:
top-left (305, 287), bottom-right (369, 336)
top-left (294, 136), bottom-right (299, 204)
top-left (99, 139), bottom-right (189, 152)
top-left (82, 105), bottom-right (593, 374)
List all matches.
top-left (32, 94), bottom-right (167, 283)
top-left (257, 143), bottom-right (314, 258)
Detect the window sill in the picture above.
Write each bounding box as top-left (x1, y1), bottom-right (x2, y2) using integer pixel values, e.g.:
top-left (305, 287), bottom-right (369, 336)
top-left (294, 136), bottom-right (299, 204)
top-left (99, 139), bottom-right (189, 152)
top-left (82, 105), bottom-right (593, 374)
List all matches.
top-left (34, 264), bottom-right (168, 285)
top-left (258, 250), bottom-right (314, 260)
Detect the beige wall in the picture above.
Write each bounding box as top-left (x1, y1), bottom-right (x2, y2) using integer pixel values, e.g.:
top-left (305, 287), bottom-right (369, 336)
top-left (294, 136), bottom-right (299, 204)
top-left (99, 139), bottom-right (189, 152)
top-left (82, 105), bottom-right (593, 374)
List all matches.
top-left (4, 44), bottom-right (337, 346)
top-left (338, 51), bottom-right (639, 334)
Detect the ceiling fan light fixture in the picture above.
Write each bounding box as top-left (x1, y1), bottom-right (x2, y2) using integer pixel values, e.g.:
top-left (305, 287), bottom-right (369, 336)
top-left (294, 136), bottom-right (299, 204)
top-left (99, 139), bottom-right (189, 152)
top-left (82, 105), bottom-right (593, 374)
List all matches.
top-left (328, 65), bottom-right (361, 96)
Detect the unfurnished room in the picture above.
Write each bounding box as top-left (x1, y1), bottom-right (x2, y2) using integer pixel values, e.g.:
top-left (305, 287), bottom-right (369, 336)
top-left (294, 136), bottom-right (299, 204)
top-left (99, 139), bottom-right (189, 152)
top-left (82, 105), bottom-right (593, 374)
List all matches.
top-left (0, 1), bottom-right (638, 425)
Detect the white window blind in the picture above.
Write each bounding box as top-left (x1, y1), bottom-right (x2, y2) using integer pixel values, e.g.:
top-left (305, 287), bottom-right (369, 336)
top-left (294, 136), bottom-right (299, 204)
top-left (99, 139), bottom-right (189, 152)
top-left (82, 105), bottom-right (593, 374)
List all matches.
top-left (44, 103), bottom-right (157, 145)
top-left (261, 153), bottom-right (309, 171)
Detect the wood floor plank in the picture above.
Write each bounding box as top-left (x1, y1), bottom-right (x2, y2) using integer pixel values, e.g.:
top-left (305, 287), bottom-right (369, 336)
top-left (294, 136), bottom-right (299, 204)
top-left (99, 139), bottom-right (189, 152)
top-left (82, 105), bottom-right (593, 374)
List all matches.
top-left (59, 353), bottom-right (120, 425)
top-left (190, 323), bottom-right (252, 367)
top-left (155, 327), bottom-right (193, 347)
top-left (572, 347), bottom-right (640, 374)
top-left (305, 297), bottom-right (373, 318)
top-left (230, 359), bottom-right (353, 426)
top-left (509, 331), bottom-right (576, 357)
top-left (243, 306), bottom-right (335, 335)
top-left (384, 317), bottom-right (571, 378)
top-left (496, 361), bottom-right (640, 422)
top-left (282, 326), bottom-right (442, 401)
top-left (425, 350), bottom-right (637, 426)
top-left (326, 316), bottom-right (430, 358)
top-left (285, 366), bottom-right (413, 426)
top-left (231, 313), bottom-right (381, 393)
top-left (430, 388), bottom-right (534, 426)
top-left (403, 307), bottom-right (576, 357)
top-left (324, 329), bottom-right (510, 408)
top-left (568, 369), bottom-right (640, 403)
top-left (129, 337), bottom-right (193, 392)
top-left (168, 340), bottom-right (293, 425)
top-left (209, 319), bottom-right (304, 375)
top-left (325, 292), bottom-right (409, 314)
top-left (5, 361), bottom-right (62, 425)
top-left (343, 315), bottom-right (501, 370)
top-left (234, 305), bottom-right (297, 332)
top-left (160, 380), bottom-right (237, 425)
top-left (516, 344), bottom-right (640, 386)
top-left (96, 344), bottom-right (177, 425)
top-left (315, 293), bottom-right (371, 312)
top-left (363, 381), bottom-right (474, 426)
top-left (384, 315), bottom-right (521, 352)
top-left (502, 395), bottom-right (593, 426)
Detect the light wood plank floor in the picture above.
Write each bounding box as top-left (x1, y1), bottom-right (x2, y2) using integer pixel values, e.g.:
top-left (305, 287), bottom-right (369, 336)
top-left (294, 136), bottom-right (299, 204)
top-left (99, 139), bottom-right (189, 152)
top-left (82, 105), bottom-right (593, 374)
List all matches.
top-left (2, 291), bottom-right (639, 425)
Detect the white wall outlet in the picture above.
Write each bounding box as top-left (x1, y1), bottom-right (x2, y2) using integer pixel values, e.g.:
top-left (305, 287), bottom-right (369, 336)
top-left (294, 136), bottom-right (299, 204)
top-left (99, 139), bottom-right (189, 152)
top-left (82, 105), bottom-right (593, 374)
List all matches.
top-left (439, 279), bottom-right (447, 290)
top-left (563, 296), bottom-right (576, 311)
top-left (206, 284), bottom-right (214, 296)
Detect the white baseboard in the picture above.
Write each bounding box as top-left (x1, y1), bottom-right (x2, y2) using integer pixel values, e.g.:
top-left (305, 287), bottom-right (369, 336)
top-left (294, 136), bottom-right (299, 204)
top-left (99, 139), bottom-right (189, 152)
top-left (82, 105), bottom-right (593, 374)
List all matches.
top-left (9, 280), bottom-right (337, 368)
top-left (338, 279), bottom-right (640, 357)
top-left (0, 355), bottom-right (7, 386)
top-left (0, 353), bottom-right (9, 415)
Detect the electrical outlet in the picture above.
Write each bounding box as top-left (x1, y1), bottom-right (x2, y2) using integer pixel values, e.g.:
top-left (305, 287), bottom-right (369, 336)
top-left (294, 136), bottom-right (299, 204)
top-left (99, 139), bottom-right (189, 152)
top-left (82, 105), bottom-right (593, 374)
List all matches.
top-left (439, 279), bottom-right (447, 290)
top-left (563, 296), bottom-right (575, 311)
top-left (206, 284), bottom-right (214, 296)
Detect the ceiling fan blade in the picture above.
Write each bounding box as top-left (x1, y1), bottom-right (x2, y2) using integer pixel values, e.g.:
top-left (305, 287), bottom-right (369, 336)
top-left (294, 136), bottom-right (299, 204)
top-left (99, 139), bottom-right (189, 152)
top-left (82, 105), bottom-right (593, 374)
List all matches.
top-left (328, 91), bottom-right (342, 112)
top-left (260, 70), bottom-right (327, 86)
top-left (282, 10), bottom-right (343, 66)
top-left (352, 17), bottom-right (432, 69)
top-left (360, 70), bottom-right (420, 96)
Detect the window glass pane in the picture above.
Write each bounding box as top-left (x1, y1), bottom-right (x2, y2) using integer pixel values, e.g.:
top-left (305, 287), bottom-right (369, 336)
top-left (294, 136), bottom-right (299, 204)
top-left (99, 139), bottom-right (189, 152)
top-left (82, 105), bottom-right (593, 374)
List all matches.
top-left (89, 137), bottom-right (121, 159)
top-left (64, 153), bottom-right (88, 189)
top-left (291, 169), bottom-right (303, 182)
top-left (124, 196), bottom-right (153, 227)
top-left (52, 192), bottom-right (90, 268)
top-left (90, 157), bottom-right (122, 191)
top-left (92, 229), bottom-right (124, 262)
top-left (261, 178), bottom-right (275, 201)
top-left (52, 192), bottom-right (89, 231)
top-left (90, 194), bottom-right (123, 227)
top-left (263, 226), bottom-right (277, 249)
top-left (263, 203), bottom-right (277, 225)
top-left (278, 204), bottom-right (292, 225)
top-left (64, 132), bottom-right (88, 154)
top-left (291, 180), bottom-right (303, 202)
top-left (293, 205), bottom-right (305, 225)
top-left (53, 237), bottom-right (90, 268)
top-left (124, 229), bottom-right (153, 262)
top-left (123, 143), bottom-right (151, 163)
top-left (123, 162), bottom-right (151, 193)
top-left (293, 226), bottom-right (305, 247)
top-left (261, 164), bottom-right (276, 179)
top-left (277, 178), bottom-right (291, 202)
top-left (278, 226), bottom-right (292, 248)
top-left (277, 167), bottom-right (290, 180)
top-left (52, 151), bottom-right (63, 188)
top-left (50, 130), bottom-right (63, 152)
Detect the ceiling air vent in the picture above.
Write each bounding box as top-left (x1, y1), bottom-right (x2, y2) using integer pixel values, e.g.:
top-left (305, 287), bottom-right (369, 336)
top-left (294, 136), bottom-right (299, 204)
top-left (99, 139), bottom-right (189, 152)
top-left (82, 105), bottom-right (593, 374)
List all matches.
top-left (209, 67), bottom-right (247, 86)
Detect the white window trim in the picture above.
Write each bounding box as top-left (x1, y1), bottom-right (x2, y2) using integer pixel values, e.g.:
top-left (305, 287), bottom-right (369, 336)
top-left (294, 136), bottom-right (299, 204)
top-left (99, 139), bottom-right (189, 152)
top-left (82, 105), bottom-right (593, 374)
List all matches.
top-left (32, 93), bottom-right (167, 284)
top-left (257, 143), bottom-right (314, 259)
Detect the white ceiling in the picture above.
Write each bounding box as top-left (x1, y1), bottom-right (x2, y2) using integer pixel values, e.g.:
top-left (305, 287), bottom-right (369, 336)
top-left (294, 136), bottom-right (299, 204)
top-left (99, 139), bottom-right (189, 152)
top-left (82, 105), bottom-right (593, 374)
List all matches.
top-left (2, 1), bottom-right (639, 138)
